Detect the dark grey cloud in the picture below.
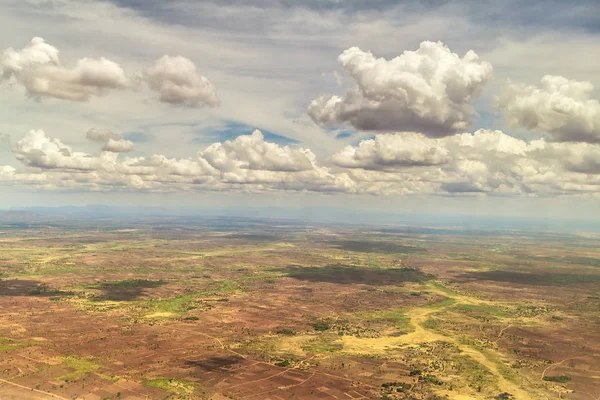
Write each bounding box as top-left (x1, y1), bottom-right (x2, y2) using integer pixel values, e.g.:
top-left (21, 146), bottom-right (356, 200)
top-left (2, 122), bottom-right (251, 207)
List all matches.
top-left (105, 0), bottom-right (600, 35)
top-left (566, 160), bottom-right (600, 175)
top-left (109, 0), bottom-right (434, 15)
top-left (441, 181), bottom-right (486, 193)
top-left (464, 0), bottom-right (600, 34)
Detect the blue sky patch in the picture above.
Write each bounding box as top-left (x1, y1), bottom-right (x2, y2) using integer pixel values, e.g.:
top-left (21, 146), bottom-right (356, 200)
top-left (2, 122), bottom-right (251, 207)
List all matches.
top-left (122, 132), bottom-right (155, 143)
top-left (193, 121), bottom-right (299, 145)
top-left (335, 131), bottom-right (354, 139)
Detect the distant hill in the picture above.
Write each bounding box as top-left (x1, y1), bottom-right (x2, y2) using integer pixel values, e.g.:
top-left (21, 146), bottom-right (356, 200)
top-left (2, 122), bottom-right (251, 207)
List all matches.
top-left (0, 210), bottom-right (38, 221)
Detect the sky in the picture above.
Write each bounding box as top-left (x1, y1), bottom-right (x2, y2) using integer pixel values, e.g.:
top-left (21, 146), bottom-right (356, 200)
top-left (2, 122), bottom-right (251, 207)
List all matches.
top-left (0, 0), bottom-right (599, 220)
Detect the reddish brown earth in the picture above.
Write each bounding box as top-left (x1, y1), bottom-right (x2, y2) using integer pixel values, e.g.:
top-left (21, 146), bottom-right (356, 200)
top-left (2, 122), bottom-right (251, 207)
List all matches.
top-left (0, 223), bottom-right (599, 399)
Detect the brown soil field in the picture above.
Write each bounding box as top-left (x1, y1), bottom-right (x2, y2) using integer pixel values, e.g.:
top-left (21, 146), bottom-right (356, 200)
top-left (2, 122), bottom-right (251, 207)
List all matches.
top-left (0, 220), bottom-right (599, 399)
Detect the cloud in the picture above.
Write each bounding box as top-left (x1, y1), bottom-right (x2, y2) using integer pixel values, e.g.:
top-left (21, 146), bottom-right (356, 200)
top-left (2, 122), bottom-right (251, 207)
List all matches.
top-left (196, 130), bottom-right (357, 192)
top-left (201, 130), bottom-right (315, 172)
top-left (0, 37), bottom-right (220, 108)
top-left (144, 55), bottom-right (220, 107)
top-left (117, 154), bottom-right (217, 180)
top-left (498, 75), bottom-right (600, 143)
top-left (308, 41), bottom-right (492, 136)
top-left (335, 129), bottom-right (600, 196)
top-left (15, 129), bottom-right (103, 170)
top-left (103, 138), bottom-right (134, 153)
top-left (6, 127), bottom-right (600, 197)
top-left (5, 129), bottom-right (354, 194)
top-left (0, 37), bottom-right (132, 101)
top-left (440, 181), bottom-right (486, 193)
top-left (86, 128), bottom-right (134, 153)
top-left (332, 132), bottom-right (450, 169)
top-left (86, 128), bottom-right (119, 143)
top-left (0, 165), bottom-right (16, 177)
top-left (332, 130), bottom-right (529, 171)
top-left (0, 133), bottom-right (11, 145)
top-left (0, 37), bottom-right (59, 79)
top-left (528, 140), bottom-right (600, 175)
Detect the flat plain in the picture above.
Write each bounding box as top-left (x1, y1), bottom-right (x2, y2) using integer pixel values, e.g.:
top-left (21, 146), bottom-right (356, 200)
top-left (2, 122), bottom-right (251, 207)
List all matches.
top-left (0, 216), bottom-right (599, 399)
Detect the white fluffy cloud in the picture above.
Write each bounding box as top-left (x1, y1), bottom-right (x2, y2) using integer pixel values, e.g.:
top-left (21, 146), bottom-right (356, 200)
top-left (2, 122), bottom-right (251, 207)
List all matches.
top-left (144, 55), bottom-right (220, 107)
top-left (334, 129), bottom-right (600, 196)
top-left (333, 130), bottom-right (530, 171)
top-left (196, 130), bottom-right (356, 192)
top-left (4, 129), bottom-right (355, 194)
top-left (15, 130), bottom-right (103, 170)
top-left (4, 127), bottom-right (600, 197)
top-left (308, 41), bottom-right (492, 136)
top-left (103, 138), bottom-right (134, 153)
top-left (498, 75), bottom-right (600, 143)
top-left (0, 37), bottom-right (132, 101)
top-left (201, 130), bottom-right (315, 172)
top-left (118, 154), bottom-right (216, 177)
top-left (333, 132), bottom-right (450, 169)
top-left (0, 38), bottom-right (221, 109)
top-left (86, 128), bottom-right (134, 153)
top-left (0, 165), bottom-right (16, 178)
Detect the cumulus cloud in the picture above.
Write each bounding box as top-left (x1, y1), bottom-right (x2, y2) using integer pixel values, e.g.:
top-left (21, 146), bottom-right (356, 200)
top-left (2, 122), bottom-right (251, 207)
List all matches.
top-left (201, 130), bottom-right (315, 172)
top-left (144, 55), bottom-right (220, 107)
top-left (6, 128), bottom-right (600, 197)
top-left (86, 128), bottom-right (119, 143)
top-left (308, 41), bottom-right (492, 136)
top-left (498, 75), bottom-right (600, 143)
top-left (0, 37), bottom-right (59, 78)
top-left (5, 129), bottom-right (354, 194)
top-left (192, 130), bottom-right (356, 192)
top-left (0, 37), bottom-right (132, 101)
top-left (0, 38), bottom-right (221, 107)
top-left (0, 165), bottom-right (16, 177)
top-left (86, 128), bottom-right (134, 153)
top-left (119, 154), bottom-right (216, 177)
top-left (333, 132), bottom-right (450, 169)
top-left (528, 140), bottom-right (600, 175)
top-left (15, 129), bottom-right (107, 171)
top-left (332, 130), bottom-right (529, 171)
top-left (103, 138), bottom-right (134, 153)
top-left (335, 129), bottom-right (600, 195)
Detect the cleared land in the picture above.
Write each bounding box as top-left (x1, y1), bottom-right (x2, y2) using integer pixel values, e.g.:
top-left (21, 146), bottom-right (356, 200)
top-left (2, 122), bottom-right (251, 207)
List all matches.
top-left (0, 217), bottom-right (599, 399)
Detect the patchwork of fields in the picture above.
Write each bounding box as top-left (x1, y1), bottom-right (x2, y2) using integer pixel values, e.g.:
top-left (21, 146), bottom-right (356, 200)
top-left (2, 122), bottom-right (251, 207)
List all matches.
top-left (0, 218), bottom-right (599, 399)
